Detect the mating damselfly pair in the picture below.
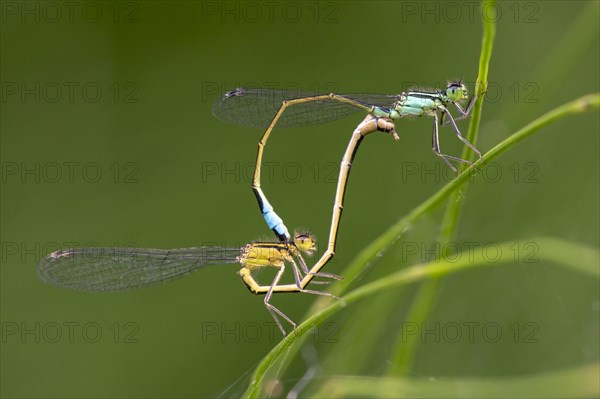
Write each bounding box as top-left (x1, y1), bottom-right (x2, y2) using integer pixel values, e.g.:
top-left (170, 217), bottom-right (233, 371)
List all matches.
top-left (38, 81), bottom-right (484, 335)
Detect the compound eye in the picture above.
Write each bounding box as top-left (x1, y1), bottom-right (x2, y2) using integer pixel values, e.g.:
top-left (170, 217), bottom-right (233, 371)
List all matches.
top-left (296, 234), bottom-right (308, 243)
top-left (446, 83), bottom-right (464, 101)
top-left (294, 233), bottom-right (316, 253)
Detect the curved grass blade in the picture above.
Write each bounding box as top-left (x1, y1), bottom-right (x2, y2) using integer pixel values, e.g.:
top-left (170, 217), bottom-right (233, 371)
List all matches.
top-left (243, 237), bottom-right (599, 398)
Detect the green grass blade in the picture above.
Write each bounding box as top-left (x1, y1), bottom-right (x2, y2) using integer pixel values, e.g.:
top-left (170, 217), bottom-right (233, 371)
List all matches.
top-left (388, 0), bottom-right (497, 375)
top-left (440, 0), bottom-right (496, 244)
top-left (242, 237), bottom-right (599, 397)
top-left (312, 362), bottom-right (600, 398)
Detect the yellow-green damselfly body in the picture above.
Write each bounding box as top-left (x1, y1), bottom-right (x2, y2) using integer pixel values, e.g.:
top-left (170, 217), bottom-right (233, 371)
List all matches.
top-left (38, 233), bottom-right (336, 335)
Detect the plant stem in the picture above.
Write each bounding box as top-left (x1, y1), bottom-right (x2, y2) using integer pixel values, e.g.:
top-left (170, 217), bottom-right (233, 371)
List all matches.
top-left (243, 237), bottom-right (599, 398)
top-left (387, 0), bottom-right (497, 375)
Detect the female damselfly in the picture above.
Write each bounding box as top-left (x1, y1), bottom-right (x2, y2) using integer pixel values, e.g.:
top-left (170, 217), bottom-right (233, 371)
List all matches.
top-left (38, 233), bottom-right (336, 335)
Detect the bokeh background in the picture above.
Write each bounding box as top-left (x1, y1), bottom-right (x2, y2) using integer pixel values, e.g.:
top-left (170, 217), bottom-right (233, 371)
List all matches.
top-left (2, 1), bottom-right (598, 397)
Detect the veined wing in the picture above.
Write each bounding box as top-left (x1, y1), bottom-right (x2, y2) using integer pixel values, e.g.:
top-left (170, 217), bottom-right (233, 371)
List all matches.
top-left (212, 88), bottom-right (400, 128)
top-left (38, 246), bottom-right (241, 292)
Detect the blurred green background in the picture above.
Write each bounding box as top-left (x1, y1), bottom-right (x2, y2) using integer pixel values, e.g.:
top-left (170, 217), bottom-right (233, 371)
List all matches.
top-left (1, 1), bottom-right (598, 397)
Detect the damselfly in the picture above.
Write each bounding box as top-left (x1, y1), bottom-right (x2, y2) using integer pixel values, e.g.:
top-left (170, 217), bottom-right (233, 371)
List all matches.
top-left (38, 233), bottom-right (335, 335)
top-left (213, 81), bottom-right (484, 288)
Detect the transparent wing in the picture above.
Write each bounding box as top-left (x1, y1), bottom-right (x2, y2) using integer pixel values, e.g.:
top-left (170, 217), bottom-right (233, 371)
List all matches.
top-left (38, 246), bottom-right (242, 292)
top-left (212, 88), bottom-right (400, 128)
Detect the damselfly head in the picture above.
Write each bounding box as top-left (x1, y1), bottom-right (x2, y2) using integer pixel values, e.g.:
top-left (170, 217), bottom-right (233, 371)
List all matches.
top-left (294, 232), bottom-right (316, 255)
top-left (446, 81), bottom-right (468, 102)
